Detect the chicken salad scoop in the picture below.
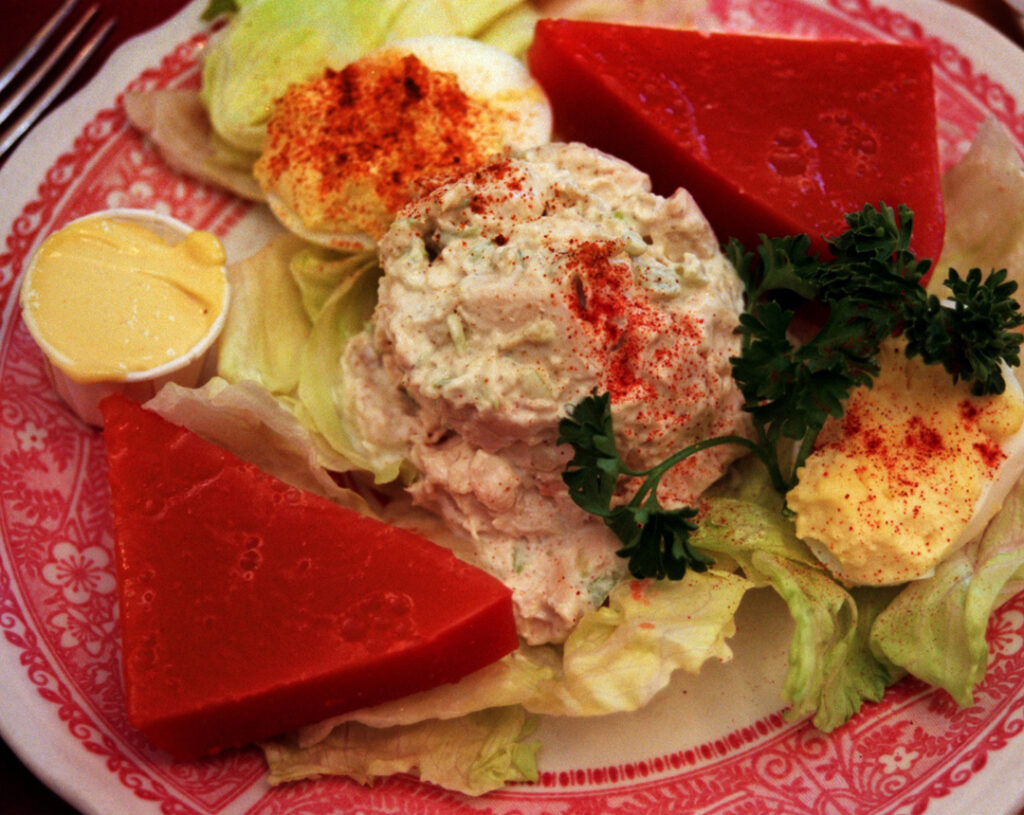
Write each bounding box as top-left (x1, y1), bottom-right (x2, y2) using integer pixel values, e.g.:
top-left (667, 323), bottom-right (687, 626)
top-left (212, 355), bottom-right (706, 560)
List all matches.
top-left (341, 142), bottom-right (751, 643)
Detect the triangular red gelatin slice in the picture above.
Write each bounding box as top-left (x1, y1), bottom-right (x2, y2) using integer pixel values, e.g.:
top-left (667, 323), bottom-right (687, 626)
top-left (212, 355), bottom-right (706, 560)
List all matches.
top-left (528, 20), bottom-right (945, 268)
top-left (101, 394), bottom-right (517, 759)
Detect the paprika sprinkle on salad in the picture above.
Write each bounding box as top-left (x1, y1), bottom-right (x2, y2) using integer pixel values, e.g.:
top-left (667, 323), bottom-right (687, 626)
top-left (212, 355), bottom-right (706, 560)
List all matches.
top-left (254, 50), bottom-right (515, 243)
top-left (560, 235), bottom-right (737, 501)
top-left (564, 239), bottom-right (660, 402)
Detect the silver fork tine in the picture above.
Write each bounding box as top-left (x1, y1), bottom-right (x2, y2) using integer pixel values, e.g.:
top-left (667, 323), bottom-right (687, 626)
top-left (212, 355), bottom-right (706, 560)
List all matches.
top-left (0, 4), bottom-right (101, 126)
top-left (0, 0), bottom-right (82, 98)
top-left (0, 14), bottom-right (116, 159)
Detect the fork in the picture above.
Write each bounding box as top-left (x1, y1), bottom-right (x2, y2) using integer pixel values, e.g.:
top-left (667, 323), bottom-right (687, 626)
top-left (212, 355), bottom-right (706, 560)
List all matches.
top-left (0, 0), bottom-right (116, 159)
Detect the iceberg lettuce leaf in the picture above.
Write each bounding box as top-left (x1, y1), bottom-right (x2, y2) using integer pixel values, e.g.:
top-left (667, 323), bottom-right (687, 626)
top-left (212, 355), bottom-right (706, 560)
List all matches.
top-left (289, 245), bottom-right (376, 322)
top-left (694, 495), bottom-right (902, 730)
top-left (933, 117), bottom-right (1024, 302)
top-left (474, 3), bottom-right (540, 55)
top-left (217, 233), bottom-right (313, 395)
top-left (383, 0), bottom-right (526, 43)
top-left (263, 706), bottom-right (539, 796)
top-left (122, 90), bottom-right (265, 202)
top-left (296, 256), bottom-right (406, 483)
top-left (216, 233), bottom-right (408, 480)
top-left (755, 551), bottom-right (901, 730)
top-left (869, 477), bottom-right (1024, 706)
top-left (297, 647), bottom-right (562, 741)
top-left (550, 570), bottom-right (749, 715)
top-left (293, 570), bottom-right (749, 747)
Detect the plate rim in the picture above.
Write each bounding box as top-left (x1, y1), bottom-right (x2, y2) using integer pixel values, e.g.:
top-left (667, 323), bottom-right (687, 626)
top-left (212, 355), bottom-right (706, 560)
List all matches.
top-left (3, 0), bottom-right (1024, 813)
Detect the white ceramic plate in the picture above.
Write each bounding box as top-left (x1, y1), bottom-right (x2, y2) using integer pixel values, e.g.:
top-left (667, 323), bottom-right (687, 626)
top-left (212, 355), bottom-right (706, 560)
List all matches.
top-left (3, 0), bottom-right (1024, 813)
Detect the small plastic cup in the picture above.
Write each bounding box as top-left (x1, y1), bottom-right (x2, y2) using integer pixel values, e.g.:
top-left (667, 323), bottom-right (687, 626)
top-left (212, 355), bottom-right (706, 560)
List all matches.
top-left (19, 208), bottom-right (230, 427)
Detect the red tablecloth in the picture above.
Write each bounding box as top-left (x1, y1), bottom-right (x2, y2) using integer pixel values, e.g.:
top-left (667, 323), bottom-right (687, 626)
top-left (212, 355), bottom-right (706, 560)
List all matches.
top-left (0, 0), bottom-right (1021, 813)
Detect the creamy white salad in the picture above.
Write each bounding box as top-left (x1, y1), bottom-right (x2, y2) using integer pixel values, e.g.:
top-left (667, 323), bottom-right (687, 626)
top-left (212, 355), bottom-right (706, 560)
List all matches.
top-left (342, 142), bottom-right (748, 643)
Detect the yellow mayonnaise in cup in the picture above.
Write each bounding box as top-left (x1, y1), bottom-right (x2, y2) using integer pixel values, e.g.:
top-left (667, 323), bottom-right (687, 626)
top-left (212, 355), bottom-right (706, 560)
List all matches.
top-left (19, 208), bottom-right (230, 426)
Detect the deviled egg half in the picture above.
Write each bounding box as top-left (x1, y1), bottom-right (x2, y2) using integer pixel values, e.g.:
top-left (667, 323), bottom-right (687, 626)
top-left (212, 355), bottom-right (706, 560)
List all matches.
top-left (253, 35), bottom-right (553, 250)
top-left (787, 334), bottom-right (1024, 586)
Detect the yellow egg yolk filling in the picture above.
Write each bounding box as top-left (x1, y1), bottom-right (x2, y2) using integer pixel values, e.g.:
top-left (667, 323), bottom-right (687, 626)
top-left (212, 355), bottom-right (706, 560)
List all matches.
top-left (253, 52), bottom-right (510, 245)
top-left (786, 336), bottom-right (1024, 585)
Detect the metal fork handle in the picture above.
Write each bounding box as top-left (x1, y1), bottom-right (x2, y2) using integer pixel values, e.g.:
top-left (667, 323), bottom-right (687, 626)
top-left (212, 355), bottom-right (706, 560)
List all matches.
top-left (0, 4), bottom-right (102, 126)
top-left (0, 15), bottom-right (116, 159)
top-left (0, 0), bottom-right (83, 98)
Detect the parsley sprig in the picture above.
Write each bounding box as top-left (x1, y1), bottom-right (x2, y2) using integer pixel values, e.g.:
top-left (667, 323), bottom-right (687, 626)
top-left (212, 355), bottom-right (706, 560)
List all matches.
top-left (559, 391), bottom-right (756, 579)
top-left (560, 203), bottom-right (1024, 580)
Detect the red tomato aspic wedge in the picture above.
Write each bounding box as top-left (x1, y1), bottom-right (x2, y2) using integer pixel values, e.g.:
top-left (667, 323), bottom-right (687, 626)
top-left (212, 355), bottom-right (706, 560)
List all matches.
top-left (101, 395), bottom-right (518, 760)
top-left (527, 20), bottom-right (945, 270)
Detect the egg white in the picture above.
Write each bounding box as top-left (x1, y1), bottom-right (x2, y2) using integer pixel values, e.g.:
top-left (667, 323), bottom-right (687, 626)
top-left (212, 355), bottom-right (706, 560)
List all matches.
top-left (952, 358), bottom-right (1024, 550)
top-left (263, 197), bottom-right (376, 252)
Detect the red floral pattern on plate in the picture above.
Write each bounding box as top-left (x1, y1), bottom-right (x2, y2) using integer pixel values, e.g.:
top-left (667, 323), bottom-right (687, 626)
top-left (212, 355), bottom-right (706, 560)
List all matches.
top-left (1, 1), bottom-right (1023, 813)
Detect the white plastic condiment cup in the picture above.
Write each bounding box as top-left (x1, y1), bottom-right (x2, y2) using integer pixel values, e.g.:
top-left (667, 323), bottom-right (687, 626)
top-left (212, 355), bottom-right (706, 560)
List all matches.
top-left (19, 208), bottom-right (230, 427)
